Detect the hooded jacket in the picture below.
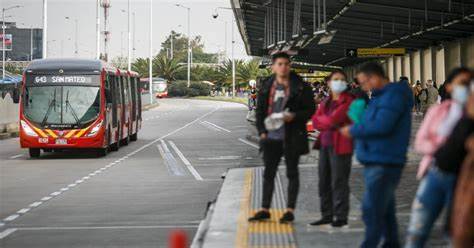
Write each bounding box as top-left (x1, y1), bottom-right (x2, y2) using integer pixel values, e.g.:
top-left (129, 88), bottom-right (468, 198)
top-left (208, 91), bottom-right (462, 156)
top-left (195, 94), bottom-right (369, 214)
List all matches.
top-left (256, 72), bottom-right (315, 155)
top-left (350, 81), bottom-right (414, 166)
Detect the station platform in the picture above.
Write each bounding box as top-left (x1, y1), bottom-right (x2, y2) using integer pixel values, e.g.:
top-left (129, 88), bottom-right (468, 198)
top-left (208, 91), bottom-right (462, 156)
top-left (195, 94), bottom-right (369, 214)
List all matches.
top-left (196, 134), bottom-right (449, 247)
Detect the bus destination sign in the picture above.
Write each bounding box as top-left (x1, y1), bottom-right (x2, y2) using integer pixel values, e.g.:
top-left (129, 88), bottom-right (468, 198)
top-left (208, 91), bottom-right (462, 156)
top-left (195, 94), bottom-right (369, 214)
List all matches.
top-left (27, 75), bottom-right (100, 85)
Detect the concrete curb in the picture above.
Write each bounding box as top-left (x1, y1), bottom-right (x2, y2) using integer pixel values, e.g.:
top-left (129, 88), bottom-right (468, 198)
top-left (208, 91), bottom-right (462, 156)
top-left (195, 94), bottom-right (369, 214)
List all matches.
top-left (0, 131), bottom-right (19, 140)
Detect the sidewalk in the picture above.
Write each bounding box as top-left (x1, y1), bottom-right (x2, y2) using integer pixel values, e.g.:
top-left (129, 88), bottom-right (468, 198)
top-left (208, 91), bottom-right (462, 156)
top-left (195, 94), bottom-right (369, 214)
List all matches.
top-left (197, 123), bottom-right (449, 247)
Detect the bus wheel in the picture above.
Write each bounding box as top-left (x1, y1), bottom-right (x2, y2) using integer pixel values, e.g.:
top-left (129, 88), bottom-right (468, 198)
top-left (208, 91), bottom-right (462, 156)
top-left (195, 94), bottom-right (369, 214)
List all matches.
top-left (130, 133), bottom-right (138, 141)
top-left (29, 148), bottom-right (41, 158)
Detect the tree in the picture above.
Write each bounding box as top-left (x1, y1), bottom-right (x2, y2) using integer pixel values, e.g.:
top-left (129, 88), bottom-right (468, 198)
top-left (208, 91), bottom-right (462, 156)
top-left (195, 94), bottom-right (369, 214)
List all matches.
top-left (159, 31), bottom-right (218, 64)
top-left (131, 58), bottom-right (150, 77)
top-left (153, 54), bottom-right (183, 83)
top-left (110, 56), bottom-right (127, 70)
top-left (237, 59), bottom-right (271, 87)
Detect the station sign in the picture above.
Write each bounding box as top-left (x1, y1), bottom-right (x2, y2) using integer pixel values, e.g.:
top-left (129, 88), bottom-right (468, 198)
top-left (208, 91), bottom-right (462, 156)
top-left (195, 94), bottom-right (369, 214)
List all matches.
top-left (345, 48), bottom-right (406, 58)
top-left (0, 34), bottom-right (13, 51)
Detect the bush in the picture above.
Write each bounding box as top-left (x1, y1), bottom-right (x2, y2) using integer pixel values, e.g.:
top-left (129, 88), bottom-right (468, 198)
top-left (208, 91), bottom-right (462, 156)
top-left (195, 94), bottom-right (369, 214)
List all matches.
top-left (168, 81), bottom-right (211, 97)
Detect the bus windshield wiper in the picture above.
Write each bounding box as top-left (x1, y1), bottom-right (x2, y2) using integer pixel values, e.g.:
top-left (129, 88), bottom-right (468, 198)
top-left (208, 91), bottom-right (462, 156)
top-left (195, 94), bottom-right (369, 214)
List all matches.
top-left (65, 90), bottom-right (81, 126)
top-left (41, 88), bottom-right (57, 126)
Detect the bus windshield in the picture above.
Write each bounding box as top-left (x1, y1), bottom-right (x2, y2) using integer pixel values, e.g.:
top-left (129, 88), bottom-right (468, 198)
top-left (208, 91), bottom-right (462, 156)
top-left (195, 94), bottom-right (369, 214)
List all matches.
top-left (23, 85), bottom-right (101, 129)
top-left (153, 81), bottom-right (167, 93)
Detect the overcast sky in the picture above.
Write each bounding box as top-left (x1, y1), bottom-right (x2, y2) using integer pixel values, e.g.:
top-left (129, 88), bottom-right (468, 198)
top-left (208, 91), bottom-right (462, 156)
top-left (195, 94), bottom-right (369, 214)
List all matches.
top-left (3, 0), bottom-right (250, 60)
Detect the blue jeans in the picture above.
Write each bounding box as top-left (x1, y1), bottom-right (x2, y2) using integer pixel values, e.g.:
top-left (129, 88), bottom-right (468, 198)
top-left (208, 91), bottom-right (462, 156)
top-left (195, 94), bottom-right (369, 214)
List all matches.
top-left (361, 165), bottom-right (403, 248)
top-left (404, 167), bottom-right (456, 248)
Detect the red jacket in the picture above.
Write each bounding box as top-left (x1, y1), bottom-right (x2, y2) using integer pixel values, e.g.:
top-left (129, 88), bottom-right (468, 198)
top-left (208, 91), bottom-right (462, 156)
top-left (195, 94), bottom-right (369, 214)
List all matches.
top-left (312, 92), bottom-right (354, 155)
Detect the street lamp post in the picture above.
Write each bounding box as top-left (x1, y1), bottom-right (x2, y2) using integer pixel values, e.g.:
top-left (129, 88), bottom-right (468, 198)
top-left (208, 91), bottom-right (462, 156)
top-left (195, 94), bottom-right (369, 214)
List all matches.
top-left (96, 0), bottom-right (100, 60)
top-left (212, 7), bottom-right (236, 98)
top-left (175, 4), bottom-right (191, 88)
top-left (42, 0), bottom-right (47, 58)
top-left (149, 0), bottom-right (153, 104)
top-left (2, 5), bottom-right (21, 82)
top-left (127, 0), bottom-right (131, 71)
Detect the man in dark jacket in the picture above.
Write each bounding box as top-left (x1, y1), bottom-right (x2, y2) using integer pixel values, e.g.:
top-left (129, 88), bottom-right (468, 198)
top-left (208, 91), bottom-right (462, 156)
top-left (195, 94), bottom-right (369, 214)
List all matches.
top-left (340, 62), bottom-right (414, 248)
top-left (248, 52), bottom-right (315, 223)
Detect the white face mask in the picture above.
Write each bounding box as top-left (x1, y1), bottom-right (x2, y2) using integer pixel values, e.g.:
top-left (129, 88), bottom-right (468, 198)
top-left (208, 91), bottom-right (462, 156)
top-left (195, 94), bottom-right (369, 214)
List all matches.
top-left (452, 85), bottom-right (469, 104)
top-left (330, 80), bottom-right (347, 94)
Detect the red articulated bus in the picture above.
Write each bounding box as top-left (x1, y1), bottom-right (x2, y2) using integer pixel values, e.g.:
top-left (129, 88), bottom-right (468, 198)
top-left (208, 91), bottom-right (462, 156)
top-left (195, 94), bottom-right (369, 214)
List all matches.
top-left (19, 58), bottom-right (142, 158)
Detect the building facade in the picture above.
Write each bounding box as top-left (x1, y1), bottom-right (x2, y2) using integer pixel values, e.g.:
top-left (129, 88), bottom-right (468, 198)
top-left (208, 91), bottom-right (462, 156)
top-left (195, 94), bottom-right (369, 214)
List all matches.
top-left (3, 22), bottom-right (43, 61)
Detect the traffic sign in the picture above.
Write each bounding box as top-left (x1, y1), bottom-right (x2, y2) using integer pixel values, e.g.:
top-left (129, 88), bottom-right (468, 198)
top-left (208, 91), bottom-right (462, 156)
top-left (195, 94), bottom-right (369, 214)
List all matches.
top-left (345, 49), bottom-right (357, 57)
top-left (345, 48), bottom-right (406, 58)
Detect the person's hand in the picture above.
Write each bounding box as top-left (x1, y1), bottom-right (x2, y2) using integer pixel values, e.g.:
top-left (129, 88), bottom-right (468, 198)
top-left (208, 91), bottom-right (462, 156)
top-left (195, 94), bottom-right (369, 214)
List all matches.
top-left (260, 133), bottom-right (267, 140)
top-left (283, 112), bottom-right (295, 123)
top-left (339, 125), bottom-right (352, 138)
top-left (466, 94), bottom-right (474, 119)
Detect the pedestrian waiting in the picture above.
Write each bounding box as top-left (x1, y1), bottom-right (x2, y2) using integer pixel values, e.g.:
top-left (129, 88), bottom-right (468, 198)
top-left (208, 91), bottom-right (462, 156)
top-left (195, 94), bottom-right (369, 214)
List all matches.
top-left (249, 52), bottom-right (315, 223)
top-left (340, 62), bottom-right (414, 248)
top-left (309, 69), bottom-right (355, 227)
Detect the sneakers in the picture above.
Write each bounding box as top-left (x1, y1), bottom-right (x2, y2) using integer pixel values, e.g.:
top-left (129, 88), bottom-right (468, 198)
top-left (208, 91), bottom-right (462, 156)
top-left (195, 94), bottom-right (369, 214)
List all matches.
top-left (331, 219), bottom-right (348, 227)
top-left (248, 210), bottom-right (271, 222)
top-left (279, 211), bottom-right (295, 223)
top-left (309, 217), bottom-right (333, 226)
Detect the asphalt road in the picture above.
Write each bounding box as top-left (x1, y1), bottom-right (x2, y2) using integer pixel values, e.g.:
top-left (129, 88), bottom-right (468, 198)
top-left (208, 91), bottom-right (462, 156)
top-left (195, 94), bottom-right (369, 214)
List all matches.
top-left (0, 99), bottom-right (260, 248)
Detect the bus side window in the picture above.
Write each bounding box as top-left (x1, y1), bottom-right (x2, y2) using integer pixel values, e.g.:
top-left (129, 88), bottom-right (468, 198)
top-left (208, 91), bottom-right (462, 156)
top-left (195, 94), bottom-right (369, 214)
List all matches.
top-left (117, 76), bottom-right (124, 106)
top-left (105, 75), bottom-right (113, 105)
top-left (110, 75), bottom-right (118, 127)
top-left (130, 77), bottom-right (137, 121)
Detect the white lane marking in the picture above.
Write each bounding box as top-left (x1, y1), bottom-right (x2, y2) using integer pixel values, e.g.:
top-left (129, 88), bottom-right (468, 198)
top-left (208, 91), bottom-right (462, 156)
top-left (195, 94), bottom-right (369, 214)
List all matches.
top-left (0, 222), bottom-right (4, 227)
top-left (17, 208), bottom-right (30, 214)
top-left (29, 202), bottom-right (42, 207)
top-left (41, 196), bottom-right (52, 201)
top-left (202, 121), bottom-right (231, 133)
top-left (198, 156), bottom-right (241, 160)
top-left (0, 107), bottom-right (220, 225)
top-left (200, 121), bottom-right (221, 132)
top-left (0, 228), bottom-right (17, 239)
top-left (9, 154), bottom-right (23, 159)
top-left (238, 138), bottom-right (259, 149)
top-left (157, 143), bottom-right (186, 176)
top-left (168, 141), bottom-right (203, 181)
top-left (4, 215), bottom-right (19, 222)
top-left (12, 225), bottom-right (199, 231)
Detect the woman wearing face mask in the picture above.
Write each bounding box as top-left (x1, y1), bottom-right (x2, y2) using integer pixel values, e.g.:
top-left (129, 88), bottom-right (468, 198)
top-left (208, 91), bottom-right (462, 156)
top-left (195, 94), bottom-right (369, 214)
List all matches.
top-left (405, 67), bottom-right (473, 248)
top-left (310, 69), bottom-right (355, 227)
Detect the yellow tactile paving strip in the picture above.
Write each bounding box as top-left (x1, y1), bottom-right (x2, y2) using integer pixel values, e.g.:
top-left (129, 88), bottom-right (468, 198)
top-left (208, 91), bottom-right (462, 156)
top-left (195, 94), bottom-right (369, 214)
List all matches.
top-left (235, 168), bottom-right (297, 248)
top-left (235, 169), bottom-right (253, 248)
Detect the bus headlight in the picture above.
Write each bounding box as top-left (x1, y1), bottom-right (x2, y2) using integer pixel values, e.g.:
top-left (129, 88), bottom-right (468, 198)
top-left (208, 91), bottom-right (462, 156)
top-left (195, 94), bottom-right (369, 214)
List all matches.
top-left (86, 121), bottom-right (103, 137)
top-left (20, 120), bottom-right (38, 137)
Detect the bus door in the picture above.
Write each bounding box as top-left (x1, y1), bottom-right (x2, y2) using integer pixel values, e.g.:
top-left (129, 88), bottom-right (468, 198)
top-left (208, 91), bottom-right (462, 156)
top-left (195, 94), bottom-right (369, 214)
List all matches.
top-left (130, 76), bottom-right (137, 134)
top-left (104, 74), bottom-right (114, 143)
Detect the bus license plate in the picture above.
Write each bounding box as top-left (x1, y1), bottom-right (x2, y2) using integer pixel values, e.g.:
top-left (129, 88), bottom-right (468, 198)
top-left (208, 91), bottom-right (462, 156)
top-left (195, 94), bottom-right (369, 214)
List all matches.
top-left (55, 139), bottom-right (67, 145)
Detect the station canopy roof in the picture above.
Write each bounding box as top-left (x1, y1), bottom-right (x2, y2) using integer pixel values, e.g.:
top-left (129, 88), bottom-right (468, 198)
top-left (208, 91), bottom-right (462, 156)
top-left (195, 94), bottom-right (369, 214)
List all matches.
top-left (231, 0), bottom-right (474, 68)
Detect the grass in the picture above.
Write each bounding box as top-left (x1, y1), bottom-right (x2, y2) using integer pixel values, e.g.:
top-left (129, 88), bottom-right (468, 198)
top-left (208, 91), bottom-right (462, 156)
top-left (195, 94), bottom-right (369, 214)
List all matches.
top-left (193, 96), bottom-right (248, 106)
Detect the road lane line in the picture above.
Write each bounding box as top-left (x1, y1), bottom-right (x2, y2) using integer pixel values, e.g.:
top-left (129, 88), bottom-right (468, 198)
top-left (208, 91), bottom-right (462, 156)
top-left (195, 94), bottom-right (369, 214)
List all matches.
top-left (9, 154), bottom-right (24, 159)
top-left (29, 202), bottom-right (42, 207)
top-left (200, 121), bottom-right (221, 132)
top-left (157, 143), bottom-right (185, 176)
top-left (17, 208), bottom-right (30, 214)
top-left (0, 228), bottom-right (17, 239)
top-left (168, 141), bottom-right (203, 181)
top-left (238, 138), bottom-right (259, 149)
top-left (13, 225), bottom-right (199, 231)
top-left (41, 196), bottom-right (52, 201)
top-left (202, 121), bottom-right (231, 133)
top-left (4, 215), bottom-right (19, 222)
top-left (0, 107), bottom-right (221, 226)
